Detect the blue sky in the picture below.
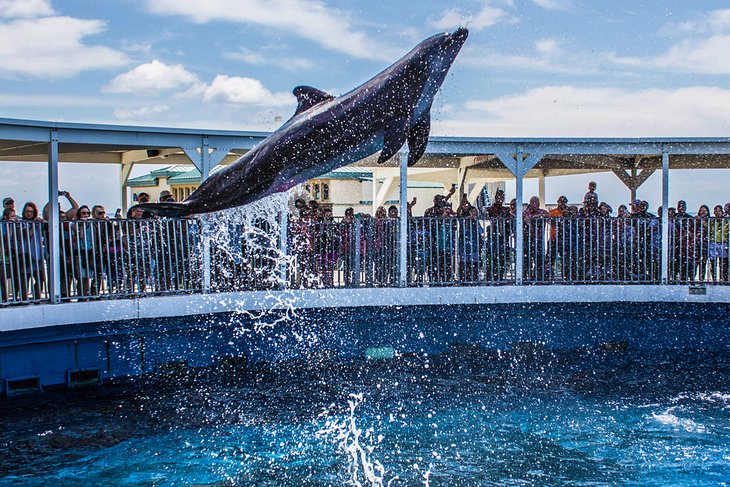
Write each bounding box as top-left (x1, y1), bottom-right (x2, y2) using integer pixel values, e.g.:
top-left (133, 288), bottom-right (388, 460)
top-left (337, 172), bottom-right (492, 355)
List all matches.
top-left (1, 0), bottom-right (730, 211)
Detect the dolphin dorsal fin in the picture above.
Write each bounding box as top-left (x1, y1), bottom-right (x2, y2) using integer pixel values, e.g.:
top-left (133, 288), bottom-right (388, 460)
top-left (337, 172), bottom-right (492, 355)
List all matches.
top-left (292, 86), bottom-right (334, 116)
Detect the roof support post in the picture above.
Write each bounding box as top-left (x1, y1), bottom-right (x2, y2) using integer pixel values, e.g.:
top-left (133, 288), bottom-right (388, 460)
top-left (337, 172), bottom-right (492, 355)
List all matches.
top-left (47, 128), bottom-right (60, 304)
top-left (612, 167), bottom-right (655, 202)
top-left (496, 149), bottom-right (543, 285)
top-left (371, 168), bottom-right (378, 215)
top-left (514, 151), bottom-right (524, 285)
top-left (120, 162), bottom-right (134, 213)
top-left (399, 151), bottom-right (408, 287)
top-left (538, 171), bottom-right (546, 206)
top-left (661, 150), bottom-right (670, 284)
top-left (182, 136), bottom-right (228, 181)
top-left (376, 177), bottom-right (395, 209)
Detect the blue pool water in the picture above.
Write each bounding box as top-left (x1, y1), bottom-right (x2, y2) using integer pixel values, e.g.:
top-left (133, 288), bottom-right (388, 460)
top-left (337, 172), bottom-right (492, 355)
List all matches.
top-left (1, 343), bottom-right (729, 485)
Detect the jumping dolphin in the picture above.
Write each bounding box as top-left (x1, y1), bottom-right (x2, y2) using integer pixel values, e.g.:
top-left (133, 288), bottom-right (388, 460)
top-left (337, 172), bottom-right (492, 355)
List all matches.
top-left (130, 28), bottom-right (468, 217)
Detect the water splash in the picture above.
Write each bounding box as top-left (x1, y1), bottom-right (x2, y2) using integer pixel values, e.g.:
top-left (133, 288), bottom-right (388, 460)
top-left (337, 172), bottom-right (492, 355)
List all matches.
top-left (318, 394), bottom-right (395, 486)
top-left (198, 191), bottom-right (303, 333)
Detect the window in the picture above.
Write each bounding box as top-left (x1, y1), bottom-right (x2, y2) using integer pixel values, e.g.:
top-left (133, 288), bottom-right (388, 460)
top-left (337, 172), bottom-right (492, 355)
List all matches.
top-left (323, 183), bottom-right (329, 200)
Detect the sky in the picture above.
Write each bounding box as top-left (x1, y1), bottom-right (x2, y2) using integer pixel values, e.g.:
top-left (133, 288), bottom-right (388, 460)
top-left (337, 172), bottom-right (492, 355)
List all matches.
top-left (1, 0), bottom-right (729, 213)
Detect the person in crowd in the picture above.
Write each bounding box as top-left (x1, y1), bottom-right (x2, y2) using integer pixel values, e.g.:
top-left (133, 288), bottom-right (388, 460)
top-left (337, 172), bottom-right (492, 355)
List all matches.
top-left (584, 181), bottom-right (598, 204)
top-left (434, 205), bottom-right (456, 283)
top-left (406, 197), bottom-right (417, 218)
top-left (372, 206), bottom-right (389, 285)
top-left (340, 207), bottom-right (356, 286)
top-left (1, 207), bottom-right (19, 303)
top-left (71, 205), bottom-right (96, 298)
top-left (547, 196), bottom-right (568, 279)
top-left (523, 196), bottom-right (548, 280)
top-left (3, 197), bottom-right (15, 214)
top-left (18, 202), bottom-right (45, 301)
top-left (409, 204), bottom-right (430, 284)
top-left (709, 205), bottom-right (729, 283)
top-left (673, 200), bottom-right (695, 282)
top-left (694, 205), bottom-right (710, 282)
top-left (458, 206), bottom-right (483, 282)
top-left (485, 190), bottom-right (510, 281)
top-left (43, 190), bottom-right (79, 221)
top-left (724, 203), bottom-right (730, 218)
top-left (314, 208), bottom-right (339, 288)
top-left (124, 206), bottom-right (151, 293)
top-left (159, 190), bottom-right (174, 203)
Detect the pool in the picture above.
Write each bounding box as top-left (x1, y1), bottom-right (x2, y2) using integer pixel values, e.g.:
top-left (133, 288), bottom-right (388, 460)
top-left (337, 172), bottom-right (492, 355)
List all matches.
top-left (1, 303), bottom-right (729, 484)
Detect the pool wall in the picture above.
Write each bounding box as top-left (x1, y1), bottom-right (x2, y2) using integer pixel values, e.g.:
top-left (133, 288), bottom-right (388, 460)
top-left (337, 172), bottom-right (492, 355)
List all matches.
top-left (1, 286), bottom-right (729, 393)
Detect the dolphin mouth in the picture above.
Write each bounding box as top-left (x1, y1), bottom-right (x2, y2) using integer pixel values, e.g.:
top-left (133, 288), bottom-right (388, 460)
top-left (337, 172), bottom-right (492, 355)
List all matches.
top-left (448, 27), bottom-right (469, 46)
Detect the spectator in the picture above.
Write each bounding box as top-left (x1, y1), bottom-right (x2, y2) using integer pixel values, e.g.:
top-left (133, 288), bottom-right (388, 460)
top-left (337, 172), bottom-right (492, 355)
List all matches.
top-left (673, 200), bottom-right (694, 282)
top-left (43, 190), bottom-right (79, 221)
top-left (709, 205), bottom-right (729, 283)
top-left (159, 190), bottom-right (174, 202)
top-left (584, 181), bottom-right (598, 204)
top-left (523, 196), bottom-right (548, 280)
top-left (695, 205), bottom-right (710, 282)
top-left (1, 207), bottom-right (18, 302)
top-left (547, 196), bottom-right (568, 278)
top-left (486, 189), bottom-right (510, 281)
top-left (13, 202), bottom-right (45, 301)
top-left (3, 197), bottom-right (15, 213)
top-left (458, 206), bottom-right (482, 282)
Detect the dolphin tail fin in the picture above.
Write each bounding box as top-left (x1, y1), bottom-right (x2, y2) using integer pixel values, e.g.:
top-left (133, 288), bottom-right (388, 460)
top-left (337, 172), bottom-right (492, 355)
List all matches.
top-left (407, 111), bottom-right (431, 166)
top-left (127, 202), bottom-right (190, 219)
top-left (377, 115), bottom-right (410, 164)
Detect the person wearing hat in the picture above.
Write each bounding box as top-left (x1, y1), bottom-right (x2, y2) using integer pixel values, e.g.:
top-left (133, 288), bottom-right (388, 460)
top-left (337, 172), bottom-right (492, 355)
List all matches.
top-left (3, 197), bottom-right (14, 212)
top-left (159, 190), bottom-right (174, 203)
top-left (547, 196), bottom-right (569, 278)
top-left (137, 192), bottom-right (150, 203)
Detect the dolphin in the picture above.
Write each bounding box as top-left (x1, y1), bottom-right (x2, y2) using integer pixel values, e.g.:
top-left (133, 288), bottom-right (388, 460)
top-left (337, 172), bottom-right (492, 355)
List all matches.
top-left (130, 28), bottom-right (468, 217)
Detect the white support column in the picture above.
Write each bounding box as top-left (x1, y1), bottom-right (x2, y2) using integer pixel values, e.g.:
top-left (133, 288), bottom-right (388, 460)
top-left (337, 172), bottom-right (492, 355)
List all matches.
top-left (47, 129), bottom-right (60, 304)
top-left (661, 150), bottom-right (670, 284)
top-left (399, 151), bottom-right (408, 287)
top-left (514, 150), bottom-right (524, 285)
top-left (120, 162), bottom-right (134, 213)
top-left (496, 150), bottom-right (542, 286)
top-left (371, 168), bottom-right (378, 215)
top-left (538, 171), bottom-right (546, 207)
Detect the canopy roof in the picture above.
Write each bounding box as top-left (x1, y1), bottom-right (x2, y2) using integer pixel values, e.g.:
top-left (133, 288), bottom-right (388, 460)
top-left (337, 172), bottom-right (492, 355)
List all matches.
top-left (2, 117), bottom-right (730, 177)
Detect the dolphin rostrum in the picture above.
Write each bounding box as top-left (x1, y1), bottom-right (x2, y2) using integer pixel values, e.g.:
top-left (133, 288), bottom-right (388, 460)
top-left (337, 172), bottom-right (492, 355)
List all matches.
top-left (130, 28), bottom-right (468, 217)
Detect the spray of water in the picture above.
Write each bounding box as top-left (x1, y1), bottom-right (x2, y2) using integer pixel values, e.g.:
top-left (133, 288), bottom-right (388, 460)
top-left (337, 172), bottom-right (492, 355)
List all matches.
top-left (318, 393), bottom-right (397, 487)
top-left (198, 191), bottom-right (303, 333)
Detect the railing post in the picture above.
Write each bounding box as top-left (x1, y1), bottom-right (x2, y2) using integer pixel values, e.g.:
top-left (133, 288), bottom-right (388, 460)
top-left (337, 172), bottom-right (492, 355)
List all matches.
top-left (399, 150), bottom-right (408, 287)
top-left (661, 149), bottom-right (670, 284)
top-left (47, 128), bottom-right (61, 304)
top-left (278, 210), bottom-right (289, 289)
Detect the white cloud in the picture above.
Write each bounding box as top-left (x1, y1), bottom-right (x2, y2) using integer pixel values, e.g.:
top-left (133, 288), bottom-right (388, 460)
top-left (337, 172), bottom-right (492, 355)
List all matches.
top-left (104, 60), bottom-right (201, 94)
top-left (431, 4), bottom-right (508, 31)
top-left (114, 105), bottom-right (170, 119)
top-left (202, 75), bottom-right (294, 106)
top-left (224, 49), bottom-right (314, 71)
top-left (0, 16), bottom-right (128, 77)
top-left (144, 0), bottom-right (394, 61)
top-left (613, 9), bottom-right (730, 74)
top-left (531, 0), bottom-right (572, 11)
top-left (460, 40), bottom-right (595, 75)
top-left (0, 0), bottom-right (53, 19)
top-left (441, 85), bottom-right (730, 137)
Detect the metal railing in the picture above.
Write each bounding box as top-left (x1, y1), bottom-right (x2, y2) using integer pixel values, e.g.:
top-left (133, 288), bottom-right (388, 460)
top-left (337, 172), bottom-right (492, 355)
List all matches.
top-left (2, 215), bottom-right (729, 306)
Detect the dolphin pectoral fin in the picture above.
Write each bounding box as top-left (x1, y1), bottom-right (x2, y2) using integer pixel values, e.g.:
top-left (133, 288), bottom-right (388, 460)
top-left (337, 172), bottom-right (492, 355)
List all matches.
top-left (407, 111), bottom-right (431, 166)
top-left (377, 115), bottom-right (410, 164)
top-left (292, 86), bottom-right (335, 117)
top-left (127, 202), bottom-right (189, 218)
